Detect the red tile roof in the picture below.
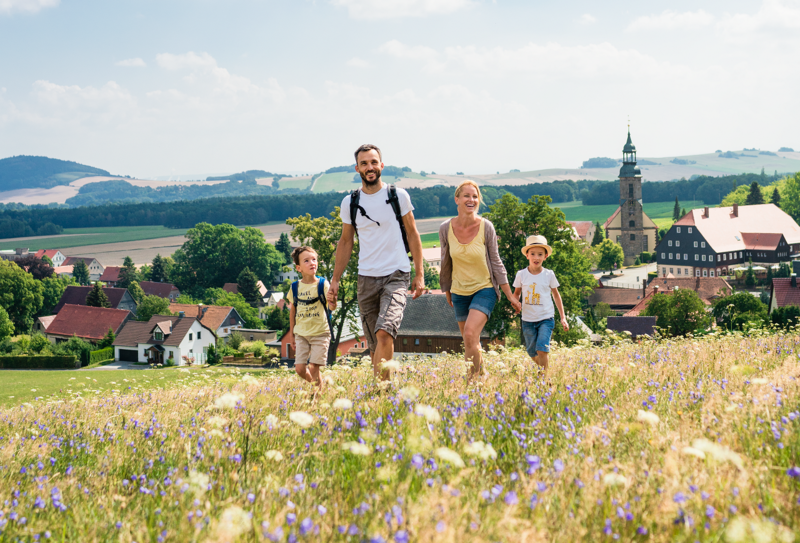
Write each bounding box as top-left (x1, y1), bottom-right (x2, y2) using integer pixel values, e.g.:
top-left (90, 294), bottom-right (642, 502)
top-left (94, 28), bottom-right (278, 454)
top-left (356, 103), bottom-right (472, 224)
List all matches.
top-left (140, 281), bottom-right (179, 298)
top-left (741, 233), bottom-right (784, 251)
top-left (99, 266), bottom-right (122, 283)
top-left (53, 286), bottom-right (133, 313)
top-left (588, 287), bottom-right (643, 308)
top-left (168, 304), bottom-right (240, 331)
top-left (47, 304), bottom-right (131, 340)
top-left (771, 278), bottom-right (800, 309)
top-left (567, 221), bottom-right (593, 238)
top-left (63, 256), bottom-right (99, 267)
top-left (35, 249), bottom-right (63, 260)
top-left (625, 277), bottom-right (731, 316)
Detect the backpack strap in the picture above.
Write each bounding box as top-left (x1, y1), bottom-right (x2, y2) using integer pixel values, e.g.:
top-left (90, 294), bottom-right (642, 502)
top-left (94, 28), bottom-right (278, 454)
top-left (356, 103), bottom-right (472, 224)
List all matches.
top-left (386, 184), bottom-right (412, 257)
top-left (349, 189), bottom-right (360, 238)
top-left (290, 280), bottom-right (300, 307)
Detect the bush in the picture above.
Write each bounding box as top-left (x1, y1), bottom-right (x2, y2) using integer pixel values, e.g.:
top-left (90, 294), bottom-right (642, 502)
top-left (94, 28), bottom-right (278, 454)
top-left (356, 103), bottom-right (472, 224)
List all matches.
top-left (51, 336), bottom-right (93, 366)
top-left (0, 355), bottom-right (79, 369)
top-left (228, 331), bottom-right (244, 350)
top-left (89, 347), bottom-right (114, 365)
top-left (29, 333), bottom-right (50, 353)
top-left (639, 252), bottom-right (651, 264)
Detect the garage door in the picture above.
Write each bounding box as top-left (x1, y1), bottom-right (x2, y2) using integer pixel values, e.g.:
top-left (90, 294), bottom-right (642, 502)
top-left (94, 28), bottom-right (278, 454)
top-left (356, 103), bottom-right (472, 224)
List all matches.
top-left (118, 349), bottom-right (138, 362)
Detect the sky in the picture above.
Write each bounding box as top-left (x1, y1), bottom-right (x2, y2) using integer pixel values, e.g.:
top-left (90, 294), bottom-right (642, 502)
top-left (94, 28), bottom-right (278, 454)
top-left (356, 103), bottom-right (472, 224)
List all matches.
top-left (0, 0), bottom-right (799, 178)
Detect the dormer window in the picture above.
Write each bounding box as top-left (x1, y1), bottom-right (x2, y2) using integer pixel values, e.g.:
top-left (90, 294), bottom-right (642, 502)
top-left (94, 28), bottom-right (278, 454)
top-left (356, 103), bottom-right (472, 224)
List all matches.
top-left (154, 331), bottom-right (163, 341)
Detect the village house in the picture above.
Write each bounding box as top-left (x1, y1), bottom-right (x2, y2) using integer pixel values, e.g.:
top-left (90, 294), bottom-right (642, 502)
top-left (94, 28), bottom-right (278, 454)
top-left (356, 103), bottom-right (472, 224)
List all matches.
top-left (62, 256), bottom-right (105, 281)
top-left (656, 203), bottom-right (800, 278)
top-left (98, 266), bottom-right (122, 286)
top-left (394, 293), bottom-right (496, 355)
top-left (239, 329), bottom-right (278, 343)
top-left (45, 305), bottom-right (132, 344)
top-left (0, 248), bottom-right (31, 262)
top-left (34, 315), bottom-right (56, 334)
top-left (53, 285), bottom-right (139, 315)
top-left (587, 286), bottom-right (645, 314)
top-left (168, 303), bottom-right (245, 342)
top-left (421, 247), bottom-right (442, 272)
top-left (259, 292), bottom-right (286, 320)
top-left (624, 277), bottom-right (732, 317)
top-left (140, 280), bottom-right (181, 300)
top-left (113, 314), bottom-right (215, 365)
top-left (769, 276), bottom-right (800, 313)
top-left (567, 221), bottom-right (596, 244)
top-left (271, 312), bottom-right (366, 360)
top-left (223, 280), bottom-right (268, 298)
top-left (275, 267), bottom-right (299, 285)
top-left (34, 249), bottom-right (67, 267)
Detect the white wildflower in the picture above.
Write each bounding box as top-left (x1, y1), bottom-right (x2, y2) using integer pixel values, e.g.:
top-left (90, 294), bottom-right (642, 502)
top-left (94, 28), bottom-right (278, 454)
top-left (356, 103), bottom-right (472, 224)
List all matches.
top-left (265, 414), bottom-right (279, 428)
top-left (360, 429), bottom-right (377, 442)
top-left (750, 378), bottom-right (769, 385)
top-left (636, 410), bottom-right (660, 426)
top-left (360, 356), bottom-right (372, 367)
top-left (414, 404), bottom-right (441, 423)
top-left (242, 374), bottom-right (258, 385)
top-left (333, 398), bottom-right (353, 410)
top-left (216, 505), bottom-right (252, 540)
top-left (681, 446), bottom-right (706, 459)
top-left (381, 359), bottom-right (401, 371)
top-left (208, 429), bottom-right (224, 438)
top-left (725, 516), bottom-right (794, 543)
top-left (435, 447), bottom-right (465, 468)
top-left (342, 441), bottom-right (372, 455)
top-left (398, 386), bottom-right (420, 402)
top-left (214, 392), bottom-right (243, 409)
top-left (264, 450), bottom-right (284, 462)
top-left (207, 416), bottom-right (228, 428)
top-left (603, 473), bottom-right (628, 487)
top-left (463, 441), bottom-right (497, 460)
top-left (187, 470), bottom-right (209, 495)
top-left (289, 411), bottom-right (314, 428)
top-left (692, 438), bottom-right (744, 470)
top-left (178, 368), bottom-right (189, 373)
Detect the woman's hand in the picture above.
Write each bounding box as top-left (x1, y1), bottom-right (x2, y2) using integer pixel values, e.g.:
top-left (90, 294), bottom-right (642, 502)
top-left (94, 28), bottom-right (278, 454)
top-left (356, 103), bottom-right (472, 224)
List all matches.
top-left (561, 316), bottom-right (569, 331)
top-left (445, 291), bottom-right (453, 307)
top-left (510, 298), bottom-right (522, 314)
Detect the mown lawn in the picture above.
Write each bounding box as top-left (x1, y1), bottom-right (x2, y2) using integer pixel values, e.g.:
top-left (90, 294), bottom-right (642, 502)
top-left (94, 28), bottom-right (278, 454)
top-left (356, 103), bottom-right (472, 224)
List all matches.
top-left (1, 333), bottom-right (797, 542)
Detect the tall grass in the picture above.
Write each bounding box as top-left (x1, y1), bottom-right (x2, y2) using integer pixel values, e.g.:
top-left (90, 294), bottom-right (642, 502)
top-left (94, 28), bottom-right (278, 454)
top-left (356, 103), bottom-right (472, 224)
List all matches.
top-left (1, 331), bottom-right (798, 541)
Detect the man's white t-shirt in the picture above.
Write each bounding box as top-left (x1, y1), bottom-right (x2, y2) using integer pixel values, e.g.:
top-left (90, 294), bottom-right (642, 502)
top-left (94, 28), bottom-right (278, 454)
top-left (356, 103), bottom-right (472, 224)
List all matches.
top-left (512, 267), bottom-right (560, 322)
top-left (340, 184), bottom-right (414, 277)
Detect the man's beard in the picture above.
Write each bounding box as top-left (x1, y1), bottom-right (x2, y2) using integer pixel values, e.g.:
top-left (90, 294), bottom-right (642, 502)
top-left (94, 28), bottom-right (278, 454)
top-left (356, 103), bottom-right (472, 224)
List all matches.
top-left (360, 169), bottom-right (381, 186)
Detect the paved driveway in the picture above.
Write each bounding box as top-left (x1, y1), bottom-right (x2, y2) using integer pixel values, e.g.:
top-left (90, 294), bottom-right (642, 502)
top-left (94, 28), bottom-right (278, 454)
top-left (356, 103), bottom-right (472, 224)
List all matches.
top-left (84, 361), bottom-right (151, 371)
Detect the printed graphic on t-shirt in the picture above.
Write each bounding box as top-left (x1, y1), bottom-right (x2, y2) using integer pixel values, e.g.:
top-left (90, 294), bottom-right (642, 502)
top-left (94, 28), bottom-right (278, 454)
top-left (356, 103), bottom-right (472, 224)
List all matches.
top-left (289, 280), bottom-right (330, 337)
top-left (524, 283), bottom-right (541, 306)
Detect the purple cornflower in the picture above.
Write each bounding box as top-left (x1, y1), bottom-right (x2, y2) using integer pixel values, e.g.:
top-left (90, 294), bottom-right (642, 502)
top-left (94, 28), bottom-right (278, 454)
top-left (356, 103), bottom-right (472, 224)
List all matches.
top-left (299, 518), bottom-right (313, 536)
top-left (673, 492), bottom-right (687, 504)
top-left (787, 467), bottom-right (800, 478)
top-left (411, 454), bottom-right (424, 469)
top-left (554, 459), bottom-right (564, 473)
top-left (504, 492), bottom-right (519, 505)
top-left (394, 531), bottom-right (409, 543)
top-left (286, 513), bottom-right (296, 525)
top-left (705, 505), bottom-right (715, 519)
top-left (317, 505), bottom-right (327, 516)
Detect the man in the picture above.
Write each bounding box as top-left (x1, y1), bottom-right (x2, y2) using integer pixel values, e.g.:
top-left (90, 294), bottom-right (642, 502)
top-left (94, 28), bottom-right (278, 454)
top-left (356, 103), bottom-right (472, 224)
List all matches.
top-left (328, 144), bottom-right (425, 380)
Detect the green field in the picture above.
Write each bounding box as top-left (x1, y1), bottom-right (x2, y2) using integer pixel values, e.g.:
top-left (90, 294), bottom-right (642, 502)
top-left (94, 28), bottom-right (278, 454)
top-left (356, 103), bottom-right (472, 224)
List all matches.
top-left (421, 232), bottom-right (439, 248)
top-left (313, 173), bottom-right (406, 193)
top-left (275, 177), bottom-right (312, 191)
top-left (0, 225), bottom-right (190, 251)
top-left (554, 199), bottom-right (706, 225)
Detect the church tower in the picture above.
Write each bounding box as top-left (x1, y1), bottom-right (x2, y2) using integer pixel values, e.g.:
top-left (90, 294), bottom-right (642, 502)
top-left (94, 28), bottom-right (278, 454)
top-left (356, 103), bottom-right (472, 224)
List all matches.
top-left (619, 128), bottom-right (645, 266)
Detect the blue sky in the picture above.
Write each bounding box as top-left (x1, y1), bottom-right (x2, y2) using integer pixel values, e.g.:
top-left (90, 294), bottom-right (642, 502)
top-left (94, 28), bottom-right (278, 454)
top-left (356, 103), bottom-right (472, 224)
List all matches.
top-left (0, 0), bottom-right (798, 177)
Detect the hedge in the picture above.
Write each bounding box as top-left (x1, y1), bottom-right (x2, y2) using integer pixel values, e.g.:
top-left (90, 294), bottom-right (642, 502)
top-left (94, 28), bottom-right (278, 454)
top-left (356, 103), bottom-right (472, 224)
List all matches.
top-left (0, 355), bottom-right (79, 369)
top-left (89, 347), bottom-right (114, 365)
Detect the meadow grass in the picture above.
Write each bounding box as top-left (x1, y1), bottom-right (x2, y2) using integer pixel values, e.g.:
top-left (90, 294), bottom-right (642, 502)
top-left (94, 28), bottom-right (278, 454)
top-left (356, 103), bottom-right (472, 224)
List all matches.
top-left (1, 332), bottom-right (798, 542)
top-left (553, 200), bottom-right (705, 225)
top-left (0, 226), bottom-right (190, 252)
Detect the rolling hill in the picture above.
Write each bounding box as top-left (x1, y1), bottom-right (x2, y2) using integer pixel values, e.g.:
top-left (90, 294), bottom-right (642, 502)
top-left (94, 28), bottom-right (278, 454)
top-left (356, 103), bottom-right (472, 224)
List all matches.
top-left (0, 155), bottom-right (110, 192)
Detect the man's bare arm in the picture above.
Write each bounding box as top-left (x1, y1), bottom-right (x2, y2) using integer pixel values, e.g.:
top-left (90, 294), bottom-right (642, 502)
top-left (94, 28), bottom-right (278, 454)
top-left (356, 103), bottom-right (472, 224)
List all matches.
top-left (402, 211), bottom-right (425, 299)
top-left (328, 223), bottom-right (355, 304)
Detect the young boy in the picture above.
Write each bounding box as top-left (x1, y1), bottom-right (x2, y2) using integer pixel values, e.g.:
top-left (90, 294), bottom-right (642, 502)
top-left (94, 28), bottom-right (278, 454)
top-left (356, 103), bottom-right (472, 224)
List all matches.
top-left (288, 246), bottom-right (336, 389)
top-left (512, 235), bottom-right (569, 372)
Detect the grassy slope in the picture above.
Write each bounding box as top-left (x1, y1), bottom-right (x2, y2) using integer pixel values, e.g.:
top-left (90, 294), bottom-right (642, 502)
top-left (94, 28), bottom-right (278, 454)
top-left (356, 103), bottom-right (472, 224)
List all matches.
top-left (0, 225), bottom-right (190, 251)
top-left (275, 177), bottom-right (312, 191)
top-left (0, 334), bottom-right (797, 541)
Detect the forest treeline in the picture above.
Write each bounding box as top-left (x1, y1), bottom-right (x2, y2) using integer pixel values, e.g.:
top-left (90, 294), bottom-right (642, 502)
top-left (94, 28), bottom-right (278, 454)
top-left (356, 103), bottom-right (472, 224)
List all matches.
top-left (0, 156), bottom-right (110, 191)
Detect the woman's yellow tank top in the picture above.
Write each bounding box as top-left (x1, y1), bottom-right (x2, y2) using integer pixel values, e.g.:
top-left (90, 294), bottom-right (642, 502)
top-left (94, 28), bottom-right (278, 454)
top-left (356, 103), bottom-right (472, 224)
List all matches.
top-left (448, 219), bottom-right (493, 296)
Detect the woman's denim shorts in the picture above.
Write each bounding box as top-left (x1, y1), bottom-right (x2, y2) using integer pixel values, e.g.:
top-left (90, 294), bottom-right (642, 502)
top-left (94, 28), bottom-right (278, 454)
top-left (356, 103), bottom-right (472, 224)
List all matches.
top-left (522, 317), bottom-right (555, 356)
top-left (451, 287), bottom-right (498, 322)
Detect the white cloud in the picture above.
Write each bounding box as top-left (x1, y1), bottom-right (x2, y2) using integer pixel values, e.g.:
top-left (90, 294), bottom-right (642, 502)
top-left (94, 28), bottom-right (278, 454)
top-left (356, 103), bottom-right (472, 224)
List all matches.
top-left (627, 9), bottom-right (715, 31)
top-left (156, 51), bottom-right (217, 71)
top-left (717, 0), bottom-right (800, 36)
top-left (0, 0), bottom-right (58, 15)
top-left (156, 51), bottom-right (273, 98)
top-left (379, 40), bottom-right (444, 72)
top-left (346, 57), bottom-right (370, 68)
top-left (578, 13), bottom-right (596, 25)
top-left (115, 58), bottom-right (146, 68)
top-left (331, 0), bottom-right (474, 19)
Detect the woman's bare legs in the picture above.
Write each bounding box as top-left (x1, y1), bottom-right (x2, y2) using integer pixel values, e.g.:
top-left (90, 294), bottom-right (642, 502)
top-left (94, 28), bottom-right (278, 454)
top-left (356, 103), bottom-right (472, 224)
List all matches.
top-left (458, 309), bottom-right (489, 381)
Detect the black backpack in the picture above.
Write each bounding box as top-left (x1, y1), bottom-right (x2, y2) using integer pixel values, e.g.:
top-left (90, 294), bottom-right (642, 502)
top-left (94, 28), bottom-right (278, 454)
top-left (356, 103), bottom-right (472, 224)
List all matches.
top-left (290, 277), bottom-right (334, 337)
top-left (349, 184), bottom-right (411, 257)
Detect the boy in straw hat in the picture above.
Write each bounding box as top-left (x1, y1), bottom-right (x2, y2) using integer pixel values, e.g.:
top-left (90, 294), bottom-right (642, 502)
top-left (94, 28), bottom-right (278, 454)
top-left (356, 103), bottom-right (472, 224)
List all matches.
top-left (512, 235), bottom-right (568, 372)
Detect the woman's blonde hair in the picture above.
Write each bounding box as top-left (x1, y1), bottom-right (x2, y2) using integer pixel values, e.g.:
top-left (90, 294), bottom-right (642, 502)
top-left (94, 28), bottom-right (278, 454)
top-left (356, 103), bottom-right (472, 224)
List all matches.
top-left (454, 180), bottom-right (482, 205)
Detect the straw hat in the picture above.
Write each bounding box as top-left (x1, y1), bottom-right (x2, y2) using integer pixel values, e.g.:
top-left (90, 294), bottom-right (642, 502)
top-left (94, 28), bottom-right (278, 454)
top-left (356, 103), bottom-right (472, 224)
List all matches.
top-left (521, 234), bottom-right (552, 257)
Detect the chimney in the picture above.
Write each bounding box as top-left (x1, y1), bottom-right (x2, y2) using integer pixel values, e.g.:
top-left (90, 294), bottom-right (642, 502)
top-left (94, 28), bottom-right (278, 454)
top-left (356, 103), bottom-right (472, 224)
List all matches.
top-left (178, 311), bottom-right (185, 318)
top-left (654, 285), bottom-right (659, 294)
top-left (703, 207), bottom-right (709, 218)
top-left (792, 274), bottom-right (797, 288)
top-left (643, 278), bottom-right (647, 298)
top-left (732, 203), bottom-right (738, 217)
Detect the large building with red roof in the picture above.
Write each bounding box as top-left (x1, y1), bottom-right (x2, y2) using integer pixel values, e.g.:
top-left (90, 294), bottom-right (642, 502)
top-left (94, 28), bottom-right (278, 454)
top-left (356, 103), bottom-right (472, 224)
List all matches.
top-left (45, 305), bottom-right (132, 344)
top-left (655, 203), bottom-right (800, 278)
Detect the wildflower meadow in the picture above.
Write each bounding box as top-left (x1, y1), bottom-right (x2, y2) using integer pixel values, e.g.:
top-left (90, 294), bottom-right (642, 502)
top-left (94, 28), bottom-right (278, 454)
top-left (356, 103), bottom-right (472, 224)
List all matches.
top-left (1, 332), bottom-right (798, 542)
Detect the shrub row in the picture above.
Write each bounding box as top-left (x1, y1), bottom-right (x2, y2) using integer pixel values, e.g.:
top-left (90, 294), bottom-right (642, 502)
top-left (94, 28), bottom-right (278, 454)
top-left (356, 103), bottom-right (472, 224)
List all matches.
top-left (0, 355), bottom-right (79, 369)
top-left (89, 347), bottom-right (114, 365)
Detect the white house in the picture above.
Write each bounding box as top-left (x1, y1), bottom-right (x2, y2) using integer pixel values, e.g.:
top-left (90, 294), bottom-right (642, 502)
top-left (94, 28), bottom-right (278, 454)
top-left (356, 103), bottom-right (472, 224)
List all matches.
top-left (62, 256), bottom-right (105, 281)
top-left (113, 315), bottom-right (216, 365)
top-left (35, 249), bottom-right (67, 267)
top-left (167, 304), bottom-right (245, 342)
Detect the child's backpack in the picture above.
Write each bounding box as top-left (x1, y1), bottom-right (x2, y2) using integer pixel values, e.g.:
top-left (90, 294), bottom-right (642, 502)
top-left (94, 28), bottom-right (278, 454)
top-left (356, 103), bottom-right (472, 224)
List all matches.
top-left (291, 277), bottom-right (334, 337)
top-left (349, 183), bottom-right (412, 258)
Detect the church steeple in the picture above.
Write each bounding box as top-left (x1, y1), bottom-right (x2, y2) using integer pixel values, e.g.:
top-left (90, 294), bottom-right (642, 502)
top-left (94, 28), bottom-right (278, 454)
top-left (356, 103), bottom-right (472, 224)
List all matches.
top-left (619, 127), bottom-right (641, 178)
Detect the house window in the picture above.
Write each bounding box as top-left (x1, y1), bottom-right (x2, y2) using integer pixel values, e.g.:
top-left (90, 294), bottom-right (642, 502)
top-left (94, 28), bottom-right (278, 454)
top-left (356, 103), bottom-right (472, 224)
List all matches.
top-left (709, 255), bottom-right (714, 262)
top-left (688, 227), bottom-right (692, 233)
top-left (723, 254), bottom-right (727, 261)
top-left (628, 184), bottom-right (633, 197)
top-left (701, 242), bottom-right (706, 248)
top-left (616, 235), bottom-right (621, 243)
top-left (629, 220), bottom-right (635, 227)
top-left (670, 268), bottom-right (674, 274)
top-left (189, 333), bottom-right (193, 341)
top-left (677, 227), bottom-right (681, 234)
top-left (197, 332), bottom-right (201, 339)
top-left (403, 338), bottom-right (408, 345)
top-left (685, 268), bottom-right (689, 275)
top-left (224, 328), bottom-right (229, 333)
top-left (250, 335), bottom-right (254, 341)
top-left (154, 331), bottom-right (163, 341)
top-left (427, 339), bottom-right (432, 346)
top-left (662, 267), bottom-right (667, 276)
top-left (361, 342), bottom-right (365, 348)
top-left (683, 254), bottom-right (687, 260)
top-left (415, 339), bottom-right (420, 346)
top-left (676, 241), bottom-right (680, 247)
top-left (694, 241), bottom-right (698, 248)
top-left (630, 234), bottom-right (635, 241)
top-left (696, 269), bottom-right (701, 276)
top-left (643, 236), bottom-right (648, 251)
top-left (702, 255), bottom-right (706, 261)
top-left (709, 270), bottom-right (715, 277)
top-left (229, 317), bottom-right (236, 325)
top-left (703, 269), bottom-right (708, 277)
top-left (739, 251), bottom-right (742, 258)
top-left (677, 268), bottom-right (681, 275)
top-left (668, 240), bottom-right (673, 247)
top-left (669, 253), bottom-right (673, 259)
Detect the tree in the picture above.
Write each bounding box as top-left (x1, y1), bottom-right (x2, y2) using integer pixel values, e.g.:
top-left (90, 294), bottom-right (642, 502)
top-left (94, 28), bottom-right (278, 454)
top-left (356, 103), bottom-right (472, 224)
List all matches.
top-left (171, 223), bottom-right (285, 296)
top-left (150, 254), bottom-right (169, 283)
top-left (591, 222), bottom-right (604, 246)
top-left (85, 282), bottom-right (111, 308)
top-left (771, 187), bottom-right (781, 208)
top-left (136, 295), bottom-right (172, 322)
top-left (673, 197), bottom-right (680, 221)
top-left (275, 232), bottom-right (293, 264)
top-left (711, 292), bottom-right (768, 331)
top-left (117, 256), bottom-right (138, 289)
top-left (745, 262), bottom-right (756, 288)
top-left (237, 267), bottom-right (262, 308)
top-left (15, 255), bottom-right (54, 280)
top-left (745, 181), bottom-right (765, 205)
top-left (0, 306), bottom-right (13, 341)
top-left (596, 239), bottom-right (625, 274)
top-left (72, 259), bottom-right (90, 285)
top-left (127, 280), bottom-right (146, 303)
top-left (641, 289), bottom-right (711, 336)
top-left (771, 305), bottom-right (800, 329)
top-left (40, 255), bottom-right (53, 266)
top-left (263, 304), bottom-right (290, 335)
top-left (0, 260), bottom-right (44, 333)
top-left (38, 275), bottom-right (75, 316)
top-left (486, 193), bottom-right (595, 345)
top-left (204, 289), bottom-right (263, 329)
top-left (781, 172), bottom-right (800, 222)
top-left (98, 328), bottom-right (116, 349)
top-left (411, 259), bottom-right (440, 290)
top-left (286, 208), bottom-right (361, 363)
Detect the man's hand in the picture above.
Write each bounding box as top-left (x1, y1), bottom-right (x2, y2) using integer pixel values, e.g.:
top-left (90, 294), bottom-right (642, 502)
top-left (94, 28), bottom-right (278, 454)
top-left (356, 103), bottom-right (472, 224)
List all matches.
top-left (410, 273), bottom-right (425, 299)
top-left (445, 291), bottom-right (453, 307)
top-left (327, 279), bottom-right (339, 306)
top-left (561, 316), bottom-right (569, 331)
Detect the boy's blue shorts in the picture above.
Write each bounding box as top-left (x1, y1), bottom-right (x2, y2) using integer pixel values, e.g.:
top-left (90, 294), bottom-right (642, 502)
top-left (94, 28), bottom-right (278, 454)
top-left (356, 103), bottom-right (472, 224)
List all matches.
top-left (522, 317), bottom-right (555, 356)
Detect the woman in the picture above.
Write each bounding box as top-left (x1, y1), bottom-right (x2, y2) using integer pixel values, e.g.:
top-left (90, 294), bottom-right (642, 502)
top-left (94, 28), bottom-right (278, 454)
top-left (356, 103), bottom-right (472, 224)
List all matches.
top-left (439, 180), bottom-right (521, 380)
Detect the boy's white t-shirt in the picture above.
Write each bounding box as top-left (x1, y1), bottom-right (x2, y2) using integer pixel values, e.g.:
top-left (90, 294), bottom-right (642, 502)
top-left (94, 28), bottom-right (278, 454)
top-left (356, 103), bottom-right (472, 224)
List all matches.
top-left (340, 184), bottom-right (414, 277)
top-left (512, 267), bottom-right (560, 322)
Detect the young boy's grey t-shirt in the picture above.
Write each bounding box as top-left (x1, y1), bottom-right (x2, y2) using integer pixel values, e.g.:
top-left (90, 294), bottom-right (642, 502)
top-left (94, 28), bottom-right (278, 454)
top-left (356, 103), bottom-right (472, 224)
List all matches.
top-left (513, 267), bottom-right (559, 322)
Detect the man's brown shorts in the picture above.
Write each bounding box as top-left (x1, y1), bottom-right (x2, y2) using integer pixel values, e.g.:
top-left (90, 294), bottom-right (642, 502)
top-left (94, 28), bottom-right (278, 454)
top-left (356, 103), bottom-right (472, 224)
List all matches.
top-left (358, 270), bottom-right (410, 352)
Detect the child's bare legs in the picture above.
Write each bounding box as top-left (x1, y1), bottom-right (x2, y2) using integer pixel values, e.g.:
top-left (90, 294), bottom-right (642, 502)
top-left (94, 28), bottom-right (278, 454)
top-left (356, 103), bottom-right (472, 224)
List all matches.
top-left (307, 363), bottom-right (322, 388)
top-left (533, 351), bottom-right (549, 372)
top-left (295, 363), bottom-right (313, 383)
